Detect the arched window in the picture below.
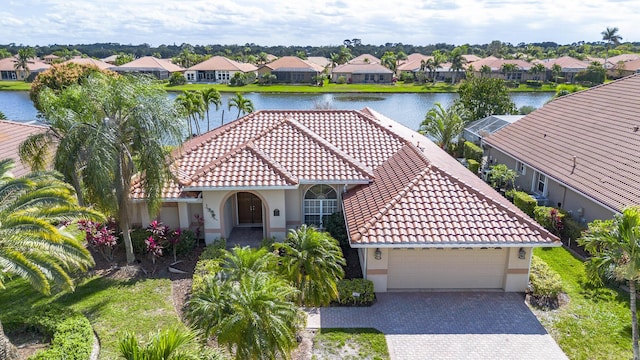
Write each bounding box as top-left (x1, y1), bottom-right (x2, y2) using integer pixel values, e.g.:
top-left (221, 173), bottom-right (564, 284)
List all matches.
top-left (304, 185), bottom-right (338, 228)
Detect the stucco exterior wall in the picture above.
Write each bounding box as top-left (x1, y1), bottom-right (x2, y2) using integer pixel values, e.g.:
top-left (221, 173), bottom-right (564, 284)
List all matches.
top-left (504, 247), bottom-right (532, 292)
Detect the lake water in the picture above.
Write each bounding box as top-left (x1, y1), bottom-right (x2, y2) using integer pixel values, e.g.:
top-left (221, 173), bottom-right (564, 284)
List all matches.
top-left (0, 91), bottom-right (553, 131)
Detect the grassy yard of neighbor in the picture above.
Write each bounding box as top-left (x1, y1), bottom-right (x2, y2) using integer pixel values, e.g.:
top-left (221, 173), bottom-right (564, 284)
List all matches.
top-left (534, 247), bottom-right (633, 359)
top-left (0, 81), bottom-right (31, 91)
top-left (312, 328), bottom-right (389, 360)
top-left (0, 276), bottom-right (185, 360)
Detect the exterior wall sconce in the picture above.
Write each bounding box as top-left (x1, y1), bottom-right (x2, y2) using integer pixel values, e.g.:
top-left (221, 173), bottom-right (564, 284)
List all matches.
top-left (374, 248), bottom-right (382, 260)
top-left (518, 247), bottom-right (526, 260)
top-left (273, 209), bottom-right (280, 217)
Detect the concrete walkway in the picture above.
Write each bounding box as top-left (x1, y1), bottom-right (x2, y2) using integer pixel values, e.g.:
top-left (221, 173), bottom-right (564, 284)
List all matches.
top-left (306, 292), bottom-right (567, 360)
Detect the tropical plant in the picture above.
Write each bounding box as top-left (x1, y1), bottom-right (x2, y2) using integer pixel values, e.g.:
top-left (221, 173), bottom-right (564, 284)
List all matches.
top-left (29, 73), bottom-right (183, 264)
top-left (449, 49), bottom-right (467, 83)
top-left (200, 88), bottom-right (222, 130)
top-left (488, 164), bottom-right (518, 190)
top-left (500, 63), bottom-right (519, 81)
top-left (227, 93), bottom-right (254, 119)
top-left (529, 63), bottom-right (547, 82)
top-left (551, 64), bottom-right (563, 83)
top-left (118, 327), bottom-right (223, 360)
top-left (0, 158), bottom-right (102, 359)
top-left (0, 48), bottom-right (11, 59)
top-left (114, 53), bottom-right (135, 66)
top-left (330, 46), bottom-right (353, 66)
top-left (419, 102), bottom-right (465, 152)
top-left (579, 207), bottom-right (640, 360)
top-left (187, 273), bottom-right (300, 360)
top-left (220, 246), bottom-right (277, 281)
top-left (380, 51), bottom-right (397, 72)
top-left (455, 74), bottom-right (517, 122)
top-left (602, 26), bottom-right (623, 79)
top-left (480, 64), bottom-right (492, 78)
top-left (275, 225), bottom-right (345, 306)
top-left (13, 47), bottom-right (35, 80)
top-left (0, 110), bottom-right (6, 120)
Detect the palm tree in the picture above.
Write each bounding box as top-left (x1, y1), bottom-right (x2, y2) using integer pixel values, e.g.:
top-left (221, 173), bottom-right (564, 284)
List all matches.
top-left (33, 73), bottom-right (183, 264)
top-left (221, 246), bottom-right (277, 281)
top-left (330, 46), bottom-right (353, 67)
top-left (501, 63), bottom-right (519, 81)
top-left (579, 207), bottom-right (640, 360)
top-left (529, 63), bottom-right (547, 82)
top-left (0, 158), bottom-right (102, 359)
top-left (0, 110), bottom-right (6, 120)
top-left (551, 64), bottom-right (563, 83)
top-left (176, 91), bottom-right (204, 136)
top-left (602, 26), bottom-right (623, 78)
top-left (199, 88), bottom-right (221, 131)
top-left (449, 51), bottom-right (467, 84)
top-left (187, 273), bottom-right (300, 360)
top-left (275, 225), bottom-right (345, 306)
top-left (381, 51), bottom-right (397, 72)
top-left (13, 47), bottom-right (35, 81)
top-left (419, 102), bottom-right (465, 152)
top-left (480, 64), bottom-right (492, 78)
top-left (227, 93), bottom-right (254, 119)
top-left (119, 327), bottom-right (215, 360)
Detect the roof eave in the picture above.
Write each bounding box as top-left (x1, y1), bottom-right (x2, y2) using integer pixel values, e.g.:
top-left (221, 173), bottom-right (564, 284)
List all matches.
top-left (348, 241), bottom-right (561, 248)
top-left (184, 185), bottom-right (298, 191)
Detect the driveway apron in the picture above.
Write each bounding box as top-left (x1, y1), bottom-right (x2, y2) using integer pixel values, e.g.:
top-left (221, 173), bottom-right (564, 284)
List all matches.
top-left (306, 292), bottom-right (567, 360)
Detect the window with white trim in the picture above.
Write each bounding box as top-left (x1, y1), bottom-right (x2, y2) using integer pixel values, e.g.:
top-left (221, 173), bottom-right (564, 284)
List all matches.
top-left (303, 185), bottom-right (338, 228)
top-left (515, 161), bottom-right (526, 175)
top-left (535, 172), bottom-right (547, 195)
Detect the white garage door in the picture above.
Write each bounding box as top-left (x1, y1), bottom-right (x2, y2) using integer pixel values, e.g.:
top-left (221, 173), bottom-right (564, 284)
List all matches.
top-left (387, 248), bottom-right (507, 290)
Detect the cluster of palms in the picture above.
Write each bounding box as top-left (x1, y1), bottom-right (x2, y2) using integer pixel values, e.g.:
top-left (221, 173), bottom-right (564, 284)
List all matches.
top-left (186, 225), bottom-right (346, 359)
top-left (176, 90), bottom-right (254, 136)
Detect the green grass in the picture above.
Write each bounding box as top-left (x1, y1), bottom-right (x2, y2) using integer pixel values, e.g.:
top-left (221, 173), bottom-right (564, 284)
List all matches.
top-left (312, 328), bottom-right (389, 360)
top-left (0, 80), bottom-right (31, 91)
top-left (534, 247), bottom-right (633, 359)
top-left (0, 276), bottom-right (185, 360)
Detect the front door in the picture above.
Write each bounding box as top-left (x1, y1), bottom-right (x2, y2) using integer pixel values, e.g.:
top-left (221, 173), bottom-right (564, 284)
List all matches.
top-left (237, 192), bottom-right (263, 224)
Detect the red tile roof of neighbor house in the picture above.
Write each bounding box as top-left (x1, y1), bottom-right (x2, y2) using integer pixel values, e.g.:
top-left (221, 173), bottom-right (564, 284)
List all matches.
top-left (617, 59), bottom-right (640, 71)
top-left (349, 54), bottom-right (381, 64)
top-left (132, 109), bottom-right (558, 247)
top-left (609, 54), bottom-right (640, 64)
top-left (469, 57), bottom-right (531, 71)
top-left (0, 57), bottom-right (50, 72)
top-left (261, 56), bottom-right (324, 72)
top-left (537, 56), bottom-right (590, 70)
top-left (64, 57), bottom-right (113, 70)
top-left (116, 56), bottom-right (184, 72)
top-left (483, 74), bottom-right (640, 213)
top-left (187, 56), bottom-right (258, 72)
top-left (0, 120), bottom-right (48, 178)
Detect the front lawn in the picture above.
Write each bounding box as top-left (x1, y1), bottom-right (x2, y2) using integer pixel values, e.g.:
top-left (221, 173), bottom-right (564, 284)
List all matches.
top-left (534, 247), bottom-right (633, 359)
top-left (0, 80), bottom-right (30, 91)
top-left (312, 328), bottom-right (389, 360)
top-left (0, 276), bottom-right (185, 360)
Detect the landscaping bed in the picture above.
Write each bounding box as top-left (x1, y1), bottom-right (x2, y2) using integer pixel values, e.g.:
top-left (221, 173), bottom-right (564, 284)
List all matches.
top-left (311, 328), bottom-right (389, 360)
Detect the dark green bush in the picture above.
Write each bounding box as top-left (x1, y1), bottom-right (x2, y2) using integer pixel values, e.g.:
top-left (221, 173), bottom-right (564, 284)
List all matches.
top-left (504, 188), bottom-right (516, 202)
top-left (129, 227), bottom-right (149, 255)
top-left (513, 191), bottom-right (536, 217)
top-left (463, 141), bottom-right (483, 163)
top-left (335, 279), bottom-right (375, 306)
top-left (336, 76), bottom-right (347, 84)
top-left (467, 159), bottom-right (480, 175)
top-left (324, 212), bottom-right (348, 247)
top-left (191, 259), bottom-right (222, 293)
top-left (505, 80), bottom-right (520, 88)
top-left (533, 206), bottom-right (566, 236)
top-left (260, 236), bottom-right (276, 250)
top-left (525, 80), bottom-right (542, 87)
top-left (528, 256), bottom-right (563, 309)
top-left (399, 72), bottom-right (415, 83)
top-left (562, 216), bottom-right (586, 242)
top-left (176, 229), bottom-right (197, 256)
top-left (168, 72), bottom-right (186, 86)
top-left (200, 238), bottom-right (227, 260)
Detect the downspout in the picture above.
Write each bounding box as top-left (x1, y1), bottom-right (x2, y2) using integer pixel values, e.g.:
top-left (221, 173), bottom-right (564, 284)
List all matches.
top-left (363, 248), bottom-right (368, 280)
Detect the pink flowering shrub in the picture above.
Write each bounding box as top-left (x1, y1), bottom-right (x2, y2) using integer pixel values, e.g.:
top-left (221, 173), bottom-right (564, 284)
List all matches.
top-left (78, 219), bottom-right (118, 262)
top-left (145, 236), bottom-right (163, 264)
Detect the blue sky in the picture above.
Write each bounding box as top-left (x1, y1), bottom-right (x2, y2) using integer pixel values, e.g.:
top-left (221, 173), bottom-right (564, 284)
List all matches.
top-left (2, 0), bottom-right (638, 46)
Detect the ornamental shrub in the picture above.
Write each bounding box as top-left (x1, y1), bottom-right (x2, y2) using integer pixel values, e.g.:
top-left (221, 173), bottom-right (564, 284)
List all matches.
top-left (168, 71), bottom-right (186, 86)
top-left (528, 256), bottom-right (563, 309)
top-left (78, 219), bottom-right (118, 261)
top-left (336, 76), bottom-right (347, 84)
top-left (534, 206), bottom-right (565, 236)
top-left (199, 238), bottom-right (227, 260)
top-left (336, 279), bottom-right (375, 306)
top-left (324, 212), bottom-right (349, 247)
top-left (467, 159), bottom-right (480, 175)
top-left (191, 259), bottom-right (222, 293)
top-left (463, 141), bottom-right (483, 163)
top-left (513, 191), bottom-right (536, 216)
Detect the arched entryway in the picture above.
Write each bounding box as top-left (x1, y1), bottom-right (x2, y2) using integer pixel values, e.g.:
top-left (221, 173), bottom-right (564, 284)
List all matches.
top-left (222, 191), bottom-right (266, 247)
top-left (237, 192), bottom-right (263, 225)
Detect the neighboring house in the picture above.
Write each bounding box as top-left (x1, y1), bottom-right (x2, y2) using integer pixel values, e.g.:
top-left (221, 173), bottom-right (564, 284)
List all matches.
top-left (483, 74), bottom-right (640, 224)
top-left (0, 120), bottom-right (48, 177)
top-left (64, 57), bottom-right (113, 70)
top-left (612, 58), bottom-right (640, 77)
top-left (184, 56), bottom-right (258, 84)
top-left (468, 57), bottom-right (533, 81)
top-left (463, 115), bottom-right (524, 145)
top-left (306, 56), bottom-right (331, 69)
top-left (538, 56), bottom-right (589, 83)
top-left (43, 54), bottom-right (60, 64)
top-left (331, 63), bottom-right (393, 83)
top-left (102, 55), bottom-right (119, 65)
top-left (129, 109), bottom-right (558, 292)
top-left (113, 56), bottom-right (184, 80)
top-left (396, 53), bottom-right (432, 78)
top-left (349, 54), bottom-right (381, 64)
top-left (258, 56), bottom-right (324, 84)
top-left (0, 57), bottom-right (50, 81)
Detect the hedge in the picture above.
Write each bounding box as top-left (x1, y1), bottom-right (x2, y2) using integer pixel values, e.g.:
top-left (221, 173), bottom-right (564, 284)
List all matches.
top-left (5, 306), bottom-right (94, 360)
top-left (335, 279), bottom-right (375, 306)
top-left (463, 141), bottom-right (483, 163)
top-left (533, 206), bottom-right (586, 241)
top-left (528, 256), bottom-right (563, 309)
top-left (513, 191), bottom-right (536, 217)
top-left (467, 159), bottom-right (480, 175)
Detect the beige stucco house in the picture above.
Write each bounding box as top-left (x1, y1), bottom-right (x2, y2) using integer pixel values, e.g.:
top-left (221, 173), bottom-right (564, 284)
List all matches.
top-left (483, 74), bottom-right (640, 224)
top-left (184, 56), bottom-right (258, 84)
top-left (130, 109), bottom-right (558, 292)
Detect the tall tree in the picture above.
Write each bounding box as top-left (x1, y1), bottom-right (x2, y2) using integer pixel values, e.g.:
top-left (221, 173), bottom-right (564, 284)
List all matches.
top-left (13, 47), bottom-right (35, 81)
top-left (601, 26), bottom-right (623, 78)
top-left (0, 158), bottom-right (102, 359)
top-left (449, 49), bottom-right (467, 83)
top-left (176, 90), bottom-right (204, 136)
top-left (275, 225), bottom-right (345, 306)
top-left (455, 74), bottom-right (517, 122)
top-left (551, 64), bottom-right (563, 83)
top-left (579, 207), bottom-right (640, 360)
top-left (33, 73), bottom-right (183, 264)
top-left (500, 63), bottom-right (519, 81)
top-left (480, 64), bottom-right (492, 78)
top-left (381, 51), bottom-right (397, 72)
top-left (529, 63), bottom-right (547, 82)
top-left (419, 102), bottom-right (465, 152)
top-left (330, 46), bottom-right (352, 66)
top-left (187, 273), bottom-right (300, 360)
top-left (227, 93), bottom-right (254, 119)
top-left (199, 88), bottom-right (221, 131)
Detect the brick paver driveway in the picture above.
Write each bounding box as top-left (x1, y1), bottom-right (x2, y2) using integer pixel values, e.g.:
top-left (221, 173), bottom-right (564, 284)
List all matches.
top-left (306, 292), bottom-right (567, 360)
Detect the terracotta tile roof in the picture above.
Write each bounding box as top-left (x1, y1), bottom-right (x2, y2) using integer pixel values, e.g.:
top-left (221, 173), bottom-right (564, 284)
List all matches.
top-left (469, 57), bottom-right (531, 71)
top-left (306, 57), bottom-right (331, 68)
top-left (609, 54), bottom-right (640, 63)
top-left (397, 57), bottom-right (432, 72)
top-left (187, 56), bottom-right (257, 72)
top-left (115, 56), bottom-right (184, 72)
top-left (261, 56), bottom-right (324, 72)
top-left (64, 57), bottom-right (113, 70)
top-left (462, 54), bottom-right (482, 63)
top-left (617, 59), bottom-right (640, 71)
top-left (483, 74), bottom-right (640, 213)
top-left (538, 56), bottom-right (589, 71)
top-left (346, 108), bottom-right (558, 246)
top-left (101, 55), bottom-right (118, 63)
top-left (332, 63), bottom-right (393, 74)
top-left (0, 57), bottom-right (50, 72)
top-left (0, 120), bottom-right (48, 177)
top-left (349, 54), bottom-right (381, 64)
